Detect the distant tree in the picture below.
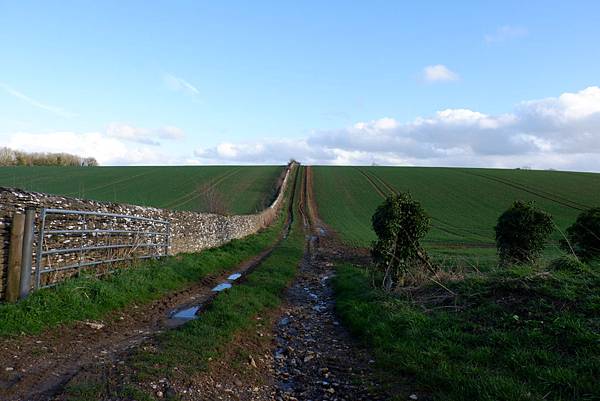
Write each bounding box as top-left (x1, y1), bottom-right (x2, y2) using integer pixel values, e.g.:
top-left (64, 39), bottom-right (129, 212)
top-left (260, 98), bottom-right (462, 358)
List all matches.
top-left (83, 157), bottom-right (98, 166)
top-left (495, 201), bottom-right (553, 265)
top-left (0, 147), bottom-right (98, 167)
top-left (197, 184), bottom-right (230, 215)
top-left (371, 192), bottom-right (431, 290)
top-left (0, 147), bottom-right (14, 165)
top-left (561, 207), bottom-right (600, 261)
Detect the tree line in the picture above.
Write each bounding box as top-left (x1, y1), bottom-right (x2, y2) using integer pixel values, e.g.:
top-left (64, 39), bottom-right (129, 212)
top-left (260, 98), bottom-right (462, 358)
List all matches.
top-left (0, 147), bottom-right (98, 167)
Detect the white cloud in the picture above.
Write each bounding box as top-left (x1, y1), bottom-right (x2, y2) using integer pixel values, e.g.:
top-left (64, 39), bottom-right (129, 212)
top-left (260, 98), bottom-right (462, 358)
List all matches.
top-left (163, 73), bottom-right (200, 96)
top-left (1, 124), bottom-right (187, 165)
top-left (106, 123), bottom-right (185, 145)
top-left (422, 65), bottom-right (459, 83)
top-left (0, 83), bottom-right (76, 117)
top-left (485, 25), bottom-right (528, 44)
top-left (4, 132), bottom-right (131, 165)
top-left (191, 86), bottom-right (600, 171)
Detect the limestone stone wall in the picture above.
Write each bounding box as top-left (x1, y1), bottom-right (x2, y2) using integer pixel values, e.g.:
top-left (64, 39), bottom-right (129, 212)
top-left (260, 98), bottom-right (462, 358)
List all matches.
top-left (0, 164), bottom-right (292, 298)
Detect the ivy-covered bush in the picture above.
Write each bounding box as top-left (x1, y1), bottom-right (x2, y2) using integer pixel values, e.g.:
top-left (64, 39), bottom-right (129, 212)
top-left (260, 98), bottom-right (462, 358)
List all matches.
top-left (371, 192), bottom-right (431, 290)
top-left (561, 207), bottom-right (600, 261)
top-left (495, 201), bottom-right (553, 266)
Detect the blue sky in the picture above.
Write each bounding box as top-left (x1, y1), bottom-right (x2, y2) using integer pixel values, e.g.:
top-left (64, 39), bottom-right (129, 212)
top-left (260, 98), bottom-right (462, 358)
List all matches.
top-left (1, 1), bottom-right (600, 170)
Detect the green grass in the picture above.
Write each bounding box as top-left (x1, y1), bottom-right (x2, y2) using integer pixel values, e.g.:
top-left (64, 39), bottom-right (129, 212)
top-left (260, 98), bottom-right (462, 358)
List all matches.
top-left (313, 166), bottom-right (600, 267)
top-left (333, 261), bottom-right (600, 401)
top-left (0, 207), bottom-right (285, 337)
top-left (0, 165), bottom-right (283, 214)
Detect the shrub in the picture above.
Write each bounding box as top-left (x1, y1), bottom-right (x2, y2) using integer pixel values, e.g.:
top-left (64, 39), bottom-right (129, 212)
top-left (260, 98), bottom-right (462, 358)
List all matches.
top-left (196, 184), bottom-right (230, 215)
top-left (371, 192), bottom-right (431, 290)
top-left (561, 207), bottom-right (600, 261)
top-left (495, 201), bottom-right (553, 266)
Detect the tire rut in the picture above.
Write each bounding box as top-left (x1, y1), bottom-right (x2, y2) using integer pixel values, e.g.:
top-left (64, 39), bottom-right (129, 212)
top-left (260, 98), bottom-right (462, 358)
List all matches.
top-left (0, 222), bottom-right (289, 401)
top-left (272, 166), bottom-right (388, 401)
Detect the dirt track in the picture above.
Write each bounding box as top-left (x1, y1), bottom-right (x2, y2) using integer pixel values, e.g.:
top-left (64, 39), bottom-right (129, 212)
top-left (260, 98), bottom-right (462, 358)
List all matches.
top-left (271, 167), bottom-right (387, 400)
top-left (0, 243), bottom-right (280, 401)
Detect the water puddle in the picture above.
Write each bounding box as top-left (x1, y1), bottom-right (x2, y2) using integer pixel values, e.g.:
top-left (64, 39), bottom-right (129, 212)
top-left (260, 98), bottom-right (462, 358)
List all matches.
top-left (227, 273), bottom-right (242, 281)
top-left (166, 270), bottom-right (248, 327)
top-left (170, 305), bottom-right (200, 320)
top-left (212, 282), bottom-right (232, 292)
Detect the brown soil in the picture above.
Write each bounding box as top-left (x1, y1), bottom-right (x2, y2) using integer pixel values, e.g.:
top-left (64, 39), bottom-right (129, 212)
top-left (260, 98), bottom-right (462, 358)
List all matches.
top-left (0, 245), bottom-right (277, 401)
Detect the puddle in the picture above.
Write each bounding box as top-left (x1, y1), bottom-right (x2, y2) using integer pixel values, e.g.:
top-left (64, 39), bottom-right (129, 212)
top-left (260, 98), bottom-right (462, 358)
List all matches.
top-left (170, 305), bottom-right (200, 320)
top-left (212, 282), bottom-right (232, 292)
top-left (227, 273), bottom-right (242, 281)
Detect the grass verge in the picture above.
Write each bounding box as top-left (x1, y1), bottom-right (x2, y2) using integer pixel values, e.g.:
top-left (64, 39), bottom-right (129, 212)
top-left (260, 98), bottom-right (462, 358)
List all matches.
top-left (0, 208), bottom-right (286, 337)
top-left (333, 260), bottom-right (600, 401)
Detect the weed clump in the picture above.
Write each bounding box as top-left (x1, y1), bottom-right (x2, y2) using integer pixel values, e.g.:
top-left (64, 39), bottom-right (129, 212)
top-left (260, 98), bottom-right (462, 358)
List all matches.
top-left (371, 192), bottom-right (431, 290)
top-left (549, 255), bottom-right (587, 273)
top-left (561, 207), bottom-right (600, 261)
top-left (495, 201), bottom-right (553, 266)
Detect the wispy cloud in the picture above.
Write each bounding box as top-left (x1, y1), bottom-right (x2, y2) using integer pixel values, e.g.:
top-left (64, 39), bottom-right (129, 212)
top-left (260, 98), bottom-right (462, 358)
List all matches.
top-left (422, 64), bottom-right (459, 83)
top-left (0, 82), bottom-right (76, 117)
top-left (106, 123), bottom-right (185, 145)
top-left (485, 25), bottom-right (528, 44)
top-left (163, 73), bottom-right (200, 96)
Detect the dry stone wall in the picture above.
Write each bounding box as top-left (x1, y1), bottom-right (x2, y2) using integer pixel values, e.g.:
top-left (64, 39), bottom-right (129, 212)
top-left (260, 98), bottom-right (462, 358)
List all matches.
top-left (0, 164), bottom-right (292, 299)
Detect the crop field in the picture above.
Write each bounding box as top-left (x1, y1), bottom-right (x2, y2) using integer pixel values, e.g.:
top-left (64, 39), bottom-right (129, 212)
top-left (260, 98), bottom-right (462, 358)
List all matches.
top-left (0, 165), bottom-right (283, 214)
top-left (313, 166), bottom-right (600, 266)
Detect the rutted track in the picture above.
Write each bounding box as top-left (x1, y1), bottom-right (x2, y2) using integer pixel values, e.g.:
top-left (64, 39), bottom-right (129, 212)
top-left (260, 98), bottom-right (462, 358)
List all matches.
top-left (272, 166), bottom-right (389, 400)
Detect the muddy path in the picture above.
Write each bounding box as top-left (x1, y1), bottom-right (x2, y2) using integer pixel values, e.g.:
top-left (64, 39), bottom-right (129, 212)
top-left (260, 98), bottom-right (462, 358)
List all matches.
top-left (0, 248), bottom-right (283, 401)
top-left (271, 166), bottom-right (388, 400)
top-left (0, 171), bottom-right (299, 401)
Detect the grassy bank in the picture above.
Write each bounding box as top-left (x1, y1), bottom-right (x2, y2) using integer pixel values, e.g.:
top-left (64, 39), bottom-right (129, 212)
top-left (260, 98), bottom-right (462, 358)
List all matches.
top-left (0, 205), bottom-right (286, 337)
top-left (334, 261), bottom-right (600, 401)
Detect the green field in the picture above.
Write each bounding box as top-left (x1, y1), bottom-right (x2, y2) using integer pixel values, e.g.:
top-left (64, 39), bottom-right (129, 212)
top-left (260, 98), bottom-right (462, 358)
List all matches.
top-left (0, 166), bottom-right (283, 214)
top-left (313, 166), bottom-right (600, 266)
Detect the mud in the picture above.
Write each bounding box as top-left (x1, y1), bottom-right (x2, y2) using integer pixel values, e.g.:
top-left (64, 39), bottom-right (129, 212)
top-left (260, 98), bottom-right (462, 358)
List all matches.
top-left (0, 242), bottom-right (278, 401)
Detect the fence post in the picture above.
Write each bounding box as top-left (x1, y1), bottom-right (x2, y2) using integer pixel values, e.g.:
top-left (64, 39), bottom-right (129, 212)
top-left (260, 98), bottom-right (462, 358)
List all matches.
top-left (6, 213), bottom-right (25, 303)
top-left (19, 208), bottom-right (35, 299)
top-left (34, 208), bottom-right (46, 289)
